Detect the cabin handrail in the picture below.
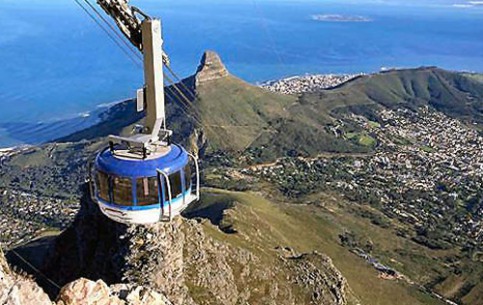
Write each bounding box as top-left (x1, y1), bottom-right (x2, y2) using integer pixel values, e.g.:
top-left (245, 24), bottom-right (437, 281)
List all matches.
top-left (156, 169), bottom-right (173, 221)
top-left (187, 153), bottom-right (200, 200)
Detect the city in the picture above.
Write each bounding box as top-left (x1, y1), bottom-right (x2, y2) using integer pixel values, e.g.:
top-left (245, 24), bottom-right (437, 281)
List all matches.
top-left (244, 107), bottom-right (482, 250)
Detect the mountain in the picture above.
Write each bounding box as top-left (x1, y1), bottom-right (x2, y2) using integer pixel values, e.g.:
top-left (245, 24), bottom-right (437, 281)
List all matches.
top-left (38, 186), bottom-right (353, 305)
top-left (1, 52), bottom-right (482, 305)
top-left (59, 55), bottom-right (483, 162)
top-left (0, 246), bottom-right (173, 304)
top-left (324, 67), bottom-right (483, 122)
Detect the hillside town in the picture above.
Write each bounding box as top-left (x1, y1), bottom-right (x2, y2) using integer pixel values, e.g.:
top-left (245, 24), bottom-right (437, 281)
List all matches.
top-left (0, 189), bottom-right (77, 248)
top-left (260, 73), bottom-right (363, 94)
top-left (245, 107), bottom-right (483, 249)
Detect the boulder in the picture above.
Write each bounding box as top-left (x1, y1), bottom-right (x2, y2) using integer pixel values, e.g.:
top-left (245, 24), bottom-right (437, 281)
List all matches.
top-left (56, 278), bottom-right (121, 305)
top-left (56, 278), bottom-right (172, 305)
top-left (0, 249), bottom-right (51, 305)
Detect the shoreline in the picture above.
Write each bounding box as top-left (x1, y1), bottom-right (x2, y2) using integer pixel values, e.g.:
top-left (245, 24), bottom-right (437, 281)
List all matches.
top-left (0, 98), bottom-right (133, 150)
top-left (0, 145), bottom-right (31, 158)
top-left (0, 68), bottom-right (480, 149)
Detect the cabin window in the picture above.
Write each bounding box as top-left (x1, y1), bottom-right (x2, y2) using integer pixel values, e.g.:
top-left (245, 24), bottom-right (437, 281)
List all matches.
top-left (96, 171), bottom-right (110, 202)
top-left (136, 177), bottom-right (159, 206)
top-left (184, 165), bottom-right (191, 191)
top-left (111, 176), bottom-right (133, 206)
top-left (166, 171), bottom-right (183, 200)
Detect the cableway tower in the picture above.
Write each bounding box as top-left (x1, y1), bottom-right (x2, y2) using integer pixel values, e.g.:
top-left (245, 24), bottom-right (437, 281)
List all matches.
top-left (87, 0), bottom-right (200, 224)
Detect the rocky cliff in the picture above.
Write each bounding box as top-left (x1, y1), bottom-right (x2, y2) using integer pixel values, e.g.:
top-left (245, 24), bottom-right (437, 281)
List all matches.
top-left (194, 51), bottom-right (229, 86)
top-left (38, 185), bottom-right (351, 305)
top-left (1, 245), bottom-right (172, 305)
top-left (0, 248), bottom-right (51, 305)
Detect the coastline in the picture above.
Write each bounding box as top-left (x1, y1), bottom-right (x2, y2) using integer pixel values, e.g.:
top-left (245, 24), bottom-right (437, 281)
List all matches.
top-left (0, 98), bottom-right (132, 149)
top-left (1, 68), bottom-right (480, 149)
top-left (0, 145), bottom-right (31, 159)
top-left (1, 72), bottom-right (354, 149)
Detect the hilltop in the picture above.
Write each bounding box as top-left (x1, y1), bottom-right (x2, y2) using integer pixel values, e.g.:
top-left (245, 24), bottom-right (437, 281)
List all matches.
top-left (1, 52), bottom-right (482, 305)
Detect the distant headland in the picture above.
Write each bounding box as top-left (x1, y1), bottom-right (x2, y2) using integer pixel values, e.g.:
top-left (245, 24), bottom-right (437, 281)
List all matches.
top-left (311, 14), bottom-right (373, 22)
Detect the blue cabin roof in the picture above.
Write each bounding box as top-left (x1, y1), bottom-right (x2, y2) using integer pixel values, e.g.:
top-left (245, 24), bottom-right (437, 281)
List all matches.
top-left (95, 144), bottom-right (189, 178)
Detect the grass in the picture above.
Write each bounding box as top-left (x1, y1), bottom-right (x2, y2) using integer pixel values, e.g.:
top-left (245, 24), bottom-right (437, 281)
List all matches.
top-left (10, 147), bottom-right (54, 168)
top-left (462, 73), bottom-right (483, 84)
top-left (196, 75), bottom-right (296, 152)
top-left (345, 132), bottom-right (377, 147)
top-left (368, 121), bottom-right (381, 128)
top-left (420, 145), bottom-right (435, 153)
top-left (195, 188), bottom-right (447, 305)
top-left (359, 134), bottom-right (377, 146)
top-left (461, 282), bottom-right (483, 305)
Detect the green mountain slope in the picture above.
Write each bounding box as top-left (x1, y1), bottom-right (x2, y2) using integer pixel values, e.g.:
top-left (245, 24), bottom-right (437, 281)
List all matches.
top-left (185, 189), bottom-right (448, 305)
top-left (3, 52), bottom-right (483, 305)
top-left (323, 67), bottom-right (483, 121)
top-left (59, 58), bottom-right (483, 162)
top-left (194, 74), bottom-right (295, 152)
top-left (196, 65), bottom-right (483, 160)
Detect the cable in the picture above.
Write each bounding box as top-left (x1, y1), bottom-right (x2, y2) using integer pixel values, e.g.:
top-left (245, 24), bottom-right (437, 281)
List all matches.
top-left (81, 0), bottom-right (143, 62)
top-left (164, 74), bottom-right (217, 135)
top-left (162, 77), bottom-right (226, 143)
top-left (164, 74), bottom-right (196, 112)
top-left (165, 65), bottom-right (197, 101)
top-left (163, 80), bottom-right (204, 127)
top-left (72, 0), bottom-right (142, 69)
top-left (10, 249), bottom-right (62, 290)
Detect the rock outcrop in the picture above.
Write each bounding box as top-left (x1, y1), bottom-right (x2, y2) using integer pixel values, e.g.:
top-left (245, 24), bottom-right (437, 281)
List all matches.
top-left (282, 251), bottom-right (348, 305)
top-left (1, 246), bottom-right (173, 305)
top-left (56, 278), bottom-right (172, 305)
top-left (0, 248), bottom-right (51, 305)
top-left (39, 185), bottom-right (351, 305)
top-left (194, 51), bottom-right (229, 86)
top-left (41, 186), bottom-right (195, 305)
top-left (57, 278), bottom-right (121, 305)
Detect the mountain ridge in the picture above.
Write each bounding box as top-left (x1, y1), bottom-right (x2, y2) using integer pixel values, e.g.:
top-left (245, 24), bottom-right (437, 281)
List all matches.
top-left (1, 51), bottom-right (482, 305)
top-left (57, 53), bottom-right (483, 162)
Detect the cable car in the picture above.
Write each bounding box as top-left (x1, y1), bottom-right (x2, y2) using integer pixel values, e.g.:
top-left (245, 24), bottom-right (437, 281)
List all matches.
top-left (93, 143), bottom-right (199, 224)
top-left (88, 1), bottom-right (200, 224)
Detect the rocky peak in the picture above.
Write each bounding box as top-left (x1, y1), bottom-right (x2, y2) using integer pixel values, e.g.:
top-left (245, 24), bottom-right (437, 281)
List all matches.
top-left (195, 51), bottom-right (229, 86)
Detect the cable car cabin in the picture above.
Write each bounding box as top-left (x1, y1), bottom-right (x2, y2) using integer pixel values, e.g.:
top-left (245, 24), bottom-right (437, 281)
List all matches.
top-left (81, 0), bottom-right (200, 224)
top-left (92, 143), bottom-right (200, 224)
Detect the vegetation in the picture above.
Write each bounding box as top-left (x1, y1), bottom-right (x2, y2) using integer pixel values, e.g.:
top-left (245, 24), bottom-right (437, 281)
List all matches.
top-left (187, 189), bottom-right (447, 305)
top-left (2, 66), bottom-right (482, 304)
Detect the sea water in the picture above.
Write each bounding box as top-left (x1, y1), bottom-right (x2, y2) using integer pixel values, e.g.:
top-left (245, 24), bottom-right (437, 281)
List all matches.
top-left (0, 0), bottom-right (482, 147)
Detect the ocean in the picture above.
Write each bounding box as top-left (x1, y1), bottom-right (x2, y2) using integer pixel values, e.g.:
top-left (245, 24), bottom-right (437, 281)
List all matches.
top-left (0, 0), bottom-right (482, 147)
